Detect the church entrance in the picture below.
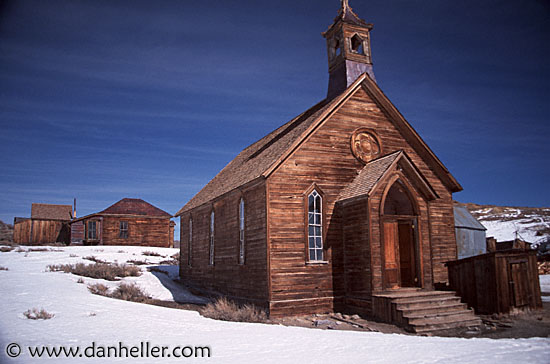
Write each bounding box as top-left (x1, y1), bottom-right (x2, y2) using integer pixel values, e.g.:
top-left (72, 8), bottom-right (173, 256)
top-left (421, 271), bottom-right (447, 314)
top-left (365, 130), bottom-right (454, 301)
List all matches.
top-left (381, 180), bottom-right (421, 290)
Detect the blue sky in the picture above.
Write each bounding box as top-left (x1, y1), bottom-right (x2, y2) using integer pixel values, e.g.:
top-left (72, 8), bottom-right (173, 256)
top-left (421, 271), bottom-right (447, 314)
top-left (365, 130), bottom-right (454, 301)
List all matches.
top-left (1, 0), bottom-right (549, 233)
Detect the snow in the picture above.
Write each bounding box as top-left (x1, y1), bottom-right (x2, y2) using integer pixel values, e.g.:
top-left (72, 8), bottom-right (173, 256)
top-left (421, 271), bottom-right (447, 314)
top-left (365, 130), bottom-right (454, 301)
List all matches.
top-left (1, 245), bottom-right (549, 364)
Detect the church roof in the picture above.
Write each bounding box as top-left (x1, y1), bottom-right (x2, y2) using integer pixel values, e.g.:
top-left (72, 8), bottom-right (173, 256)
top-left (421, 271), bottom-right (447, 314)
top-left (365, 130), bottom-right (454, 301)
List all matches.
top-left (176, 73), bottom-right (461, 216)
top-left (324, 0), bottom-right (373, 35)
top-left (337, 150), bottom-right (439, 203)
top-left (337, 151), bottom-right (402, 202)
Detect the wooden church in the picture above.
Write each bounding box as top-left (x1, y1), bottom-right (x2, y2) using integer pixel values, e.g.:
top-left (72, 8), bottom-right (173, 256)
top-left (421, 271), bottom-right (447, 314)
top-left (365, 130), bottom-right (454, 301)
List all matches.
top-left (177, 1), bottom-right (479, 331)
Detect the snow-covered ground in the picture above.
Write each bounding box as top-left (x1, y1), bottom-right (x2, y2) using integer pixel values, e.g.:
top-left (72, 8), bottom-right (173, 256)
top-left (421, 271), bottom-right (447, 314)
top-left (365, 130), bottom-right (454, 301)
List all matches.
top-left (468, 205), bottom-right (550, 243)
top-left (0, 245), bottom-right (549, 364)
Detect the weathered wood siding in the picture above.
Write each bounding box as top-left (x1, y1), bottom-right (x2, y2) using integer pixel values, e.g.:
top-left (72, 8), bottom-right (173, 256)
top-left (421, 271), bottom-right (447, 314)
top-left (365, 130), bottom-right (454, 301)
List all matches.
top-left (179, 181), bottom-right (269, 307)
top-left (267, 87), bottom-right (457, 316)
top-left (81, 216), bottom-right (172, 247)
top-left (447, 251), bottom-right (542, 314)
top-left (13, 219), bottom-right (69, 245)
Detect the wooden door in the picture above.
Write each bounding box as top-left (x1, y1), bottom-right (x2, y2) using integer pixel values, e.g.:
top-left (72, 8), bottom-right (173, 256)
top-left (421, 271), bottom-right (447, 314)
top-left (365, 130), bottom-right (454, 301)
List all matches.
top-left (383, 221), bottom-right (400, 289)
top-left (510, 261), bottom-right (529, 307)
top-left (398, 222), bottom-right (416, 287)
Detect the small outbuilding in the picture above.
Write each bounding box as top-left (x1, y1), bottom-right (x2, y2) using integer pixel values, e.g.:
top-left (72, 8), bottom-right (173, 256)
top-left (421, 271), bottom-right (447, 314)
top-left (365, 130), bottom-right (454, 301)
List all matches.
top-left (13, 203), bottom-right (73, 245)
top-left (454, 204), bottom-right (487, 259)
top-left (70, 198), bottom-right (174, 247)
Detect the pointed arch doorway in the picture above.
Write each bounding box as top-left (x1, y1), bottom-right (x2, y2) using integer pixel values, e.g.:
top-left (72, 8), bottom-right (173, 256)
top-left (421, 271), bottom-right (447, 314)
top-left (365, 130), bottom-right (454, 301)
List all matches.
top-left (381, 179), bottom-right (421, 290)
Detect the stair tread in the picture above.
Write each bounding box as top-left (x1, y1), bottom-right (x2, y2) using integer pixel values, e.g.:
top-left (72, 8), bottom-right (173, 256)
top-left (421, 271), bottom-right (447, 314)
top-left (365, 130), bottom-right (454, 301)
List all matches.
top-left (401, 306), bottom-right (470, 318)
top-left (408, 312), bottom-right (480, 325)
top-left (412, 319), bottom-right (482, 333)
top-left (394, 296), bottom-right (462, 305)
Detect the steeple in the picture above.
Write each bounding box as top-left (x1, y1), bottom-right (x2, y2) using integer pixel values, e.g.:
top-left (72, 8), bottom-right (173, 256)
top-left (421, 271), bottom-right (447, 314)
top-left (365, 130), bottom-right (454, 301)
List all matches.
top-left (322, 1), bottom-right (375, 100)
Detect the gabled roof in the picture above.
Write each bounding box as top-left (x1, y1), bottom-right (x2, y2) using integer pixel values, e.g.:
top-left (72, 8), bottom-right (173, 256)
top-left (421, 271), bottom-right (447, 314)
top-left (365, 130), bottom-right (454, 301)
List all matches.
top-left (100, 198), bottom-right (171, 217)
top-left (454, 205), bottom-right (486, 231)
top-left (337, 151), bottom-right (402, 202)
top-left (177, 73), bottom-right (461, 215)
top-left (337, 150), bottom-right (438, 203)
top-left (31, 203), bottom-right (72, 221)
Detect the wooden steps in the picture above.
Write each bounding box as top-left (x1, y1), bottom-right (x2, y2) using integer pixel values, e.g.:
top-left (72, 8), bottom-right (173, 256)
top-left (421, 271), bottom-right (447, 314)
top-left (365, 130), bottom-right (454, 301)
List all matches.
top-left (372, 289), bottom-right (482, 333)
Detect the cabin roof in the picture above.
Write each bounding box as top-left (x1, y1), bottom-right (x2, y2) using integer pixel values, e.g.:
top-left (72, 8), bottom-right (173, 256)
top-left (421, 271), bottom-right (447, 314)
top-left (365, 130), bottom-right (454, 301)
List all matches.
top-left (177, 73), bottom-right (461, 215)
top-left (100, 198), bottom-right (172, 217)
top-left (31, 203), bottom-right (72, 221)
top-left (454, 205), bottom-right (487, 231)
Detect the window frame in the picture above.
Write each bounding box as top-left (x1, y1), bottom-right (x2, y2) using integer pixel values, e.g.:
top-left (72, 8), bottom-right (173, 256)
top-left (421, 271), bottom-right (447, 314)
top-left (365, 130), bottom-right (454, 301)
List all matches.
top-left (209, 210), bottom-right (215, 266)
top-left (238, 197), bottom-right (245, 265)
top-left (304, 185), bottom-right (326, 263)
top-left (119, 221), bottom-right (128, 239)
top-left (87, 220), bottom-right (98, 240)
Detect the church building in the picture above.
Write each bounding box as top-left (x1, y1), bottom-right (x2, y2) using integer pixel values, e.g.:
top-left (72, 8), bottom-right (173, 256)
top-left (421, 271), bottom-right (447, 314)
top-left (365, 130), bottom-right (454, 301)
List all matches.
top-left (176, 1), bottom-right (477, 331)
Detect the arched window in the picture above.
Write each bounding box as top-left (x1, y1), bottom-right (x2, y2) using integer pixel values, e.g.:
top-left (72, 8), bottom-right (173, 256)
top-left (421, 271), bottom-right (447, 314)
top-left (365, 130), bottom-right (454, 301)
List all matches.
top-left (239, 198), bottom-right (245, 265)
top-left (209, 211), bottom-right (215, 265)
top-left (308, 190), bottom-right (323, 261)
top-left (383, 181), bottom-right (415, 216)
top-left (188, 217), bottom-right (193, 267)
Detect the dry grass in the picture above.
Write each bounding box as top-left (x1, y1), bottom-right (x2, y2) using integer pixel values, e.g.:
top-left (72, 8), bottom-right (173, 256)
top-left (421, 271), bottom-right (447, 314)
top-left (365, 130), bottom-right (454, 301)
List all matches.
top-left (77, 277), bottom-right (85, 284)
top-left (111, 283), bottom-right (150, 303)
top-left (0, 246), bottom-right (14, 252)
top-left (24, 308), bottom-right (54, 320)
top-left (0, 266), bottom-right (8, 271)
top-left (88, 282), bottom-right (149, 303)
top-left (142, 251), bottom-right (163, 257)
top-left (87, 283), bottom-right (110, 296)
top-left (200, 297), bottom-right (266, 323)
top-left (48, 262), bottom-right (141, 281)
top-left (83, 255), bottom-right (107, 264)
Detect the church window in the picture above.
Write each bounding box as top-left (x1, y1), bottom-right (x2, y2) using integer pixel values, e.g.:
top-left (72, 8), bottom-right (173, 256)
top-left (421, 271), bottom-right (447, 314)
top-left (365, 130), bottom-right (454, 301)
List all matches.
top-left (209, 211), bottom-right (215, 265)
top-left (308, 190), bottom-right (323, 261)
top-left (239, 197), bottom-right (245, 265)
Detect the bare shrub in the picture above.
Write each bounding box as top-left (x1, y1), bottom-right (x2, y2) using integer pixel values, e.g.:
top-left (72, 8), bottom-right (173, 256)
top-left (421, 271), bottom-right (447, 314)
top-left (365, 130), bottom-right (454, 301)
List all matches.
top-left (117, 250), bottom-right (126, 254)
top-left (111, 283), bottom-right (150, 303)
top-left (83, 255), bottom-right (107, 264)
top-left (142, 251), bottom-right (162, 257)
top-left (0, 246), bottom-right (14, 253)
top-left (48, 263), bottom-right (141, 281)
top-left (69, 254), bottom-right (79, 258)
top-left (0, 266), bottom-right (8, 271)
top-left (27, 248), bottom-right (52, 252)
top-left (77, 277), bottom-right (85, 284)
top-left (127, 259), bottom-right (148, 266)
top-left (200, 297), bottom-right (266, 323)
top-left (24, 308), bottom-right (54, 320)
top-left (87, 283), bottom-right (110, 296)
top-left (15, 247), bottom-right (26, 253)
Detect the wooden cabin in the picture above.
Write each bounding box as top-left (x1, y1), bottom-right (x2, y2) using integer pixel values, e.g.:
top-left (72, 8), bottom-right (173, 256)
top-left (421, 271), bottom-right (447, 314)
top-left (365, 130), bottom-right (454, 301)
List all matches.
top-left (70, 198), bottom-right (174, 247)
top-left (13, 203), bottom-right (72, 245)
top-left (176, 2), bottom-right (469, 325)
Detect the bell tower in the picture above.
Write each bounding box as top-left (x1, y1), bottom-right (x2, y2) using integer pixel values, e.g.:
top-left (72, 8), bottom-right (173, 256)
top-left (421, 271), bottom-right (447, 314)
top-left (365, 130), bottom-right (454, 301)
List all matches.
top-left (322, 0), bottom-right (375, 100)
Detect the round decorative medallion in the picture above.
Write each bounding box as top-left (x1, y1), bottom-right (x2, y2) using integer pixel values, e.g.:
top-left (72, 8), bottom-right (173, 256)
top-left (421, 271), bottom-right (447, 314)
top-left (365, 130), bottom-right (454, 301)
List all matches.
top-left (351, 128), bottom-right (381, 163)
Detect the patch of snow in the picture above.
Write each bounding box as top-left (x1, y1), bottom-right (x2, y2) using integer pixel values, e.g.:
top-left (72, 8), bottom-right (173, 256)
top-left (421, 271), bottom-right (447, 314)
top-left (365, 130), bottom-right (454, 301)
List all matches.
top-left (1, 246), bottom-right (549, 364)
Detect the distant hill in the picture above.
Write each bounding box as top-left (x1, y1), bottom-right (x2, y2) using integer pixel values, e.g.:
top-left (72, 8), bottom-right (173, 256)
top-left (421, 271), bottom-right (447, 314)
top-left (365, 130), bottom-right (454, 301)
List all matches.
top-left (456, 202), bottom-right (550, 244)
top-left (0, 220), bottom-right (14, 243)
